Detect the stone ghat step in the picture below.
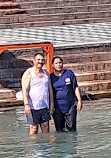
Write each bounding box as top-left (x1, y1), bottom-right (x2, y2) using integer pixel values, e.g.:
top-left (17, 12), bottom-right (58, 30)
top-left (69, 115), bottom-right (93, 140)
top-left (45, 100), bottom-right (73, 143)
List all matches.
top-left (59, 51), bottom-right (111, 64)
top-left (19, 52), bottom-right (111, 65)
top-left (2, 71), bottom-right (111, 89)
top-left (2, 4), bottom-right (110, 15)
top-left (1, 70), bottom-right (111, 89)
top-left (0, 98), bottom-right (23, 108)
top-left (0, 11), bottom-right (111, 24)
top-left (13, 57), bottom-right (111, 73)
top-left (1, 0), bottom-right (12, 2)
top-left (0, 2), bottom-right (20, 9)
top-left (25, 4), bottom-right (111, 15)
top-left (84, 89), bottom-right (111, 99)
top-left (55, 45), bottom-right (111, 55)
top-left (0, 88), bottom-right (16, 99)
top-left (79, 80), bottom-right (111, 92)
top-left (0, 17), bottom-right (111, 29)
top-left (16, 0), bottom-right (111, 8)
top-left (1, 4), bottom-right (111, 17)
top-left (64, 60), bottom-right (111, 73)
top-left (15, 44), bottom-right (111, 56)
top-left (16, 51), bottom-right (111, 64)
top-left (76, 70), bottom-right (111, 82)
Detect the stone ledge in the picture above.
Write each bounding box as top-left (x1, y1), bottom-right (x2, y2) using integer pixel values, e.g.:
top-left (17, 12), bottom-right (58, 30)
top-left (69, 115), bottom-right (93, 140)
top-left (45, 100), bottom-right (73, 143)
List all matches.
top-left (83, 89), bottom-right (111, 100)
top-left (0, 88), bottom-right (16, 99)
top-left (0, 98), bottom-right (23, 107)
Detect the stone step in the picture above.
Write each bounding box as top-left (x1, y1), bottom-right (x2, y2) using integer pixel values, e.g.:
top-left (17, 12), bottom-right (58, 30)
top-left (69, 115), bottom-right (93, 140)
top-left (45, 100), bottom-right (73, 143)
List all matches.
top-left (79, 80), bottom-right (111, 92)
top-left (1, 69), bottom-right (111, 89)
top-left (0, 11), bottom-right (111, 24)
top-left (3, 9), bottom-right (27, 16)
top-left (16, 55), bottom-right (111, 73)
top-left (55, 44), bottom-right (111, 55)
top-left (64, 60), bottom-right (111, 73)
top-left (0, 2), bottom-right (27, 16)
top-left (15, 44), bottom-right (111, 57)
top-left (25, 4), bottom-right (111, 15)
top-left (0, 98), bottom-right (23, 108)
top-left (0, 17), bottom-right (111, 29)
top-left (76, 70), bottom-right (111, 82)
top-left (84, 89), bottom-right (111, 99)
top-left (59, 51), bottom-right (111, 64)
top-left (1, 4), bottom-right (110, 16)
top-left (0, 88), bottom-right (16, 99)
top-left (16, 0), bottom-right (111, 9)
top-left (17, 51), bottom-right (111, 64)
top-left (1, 0), bottom-right (13, 2)
top-left (0, 2), bottom-right (20, 9)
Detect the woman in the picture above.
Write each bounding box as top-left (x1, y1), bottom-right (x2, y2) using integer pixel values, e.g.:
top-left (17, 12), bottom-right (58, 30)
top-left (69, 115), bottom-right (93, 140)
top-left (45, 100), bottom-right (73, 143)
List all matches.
top-left (50, 56), bottom-right (82, 132)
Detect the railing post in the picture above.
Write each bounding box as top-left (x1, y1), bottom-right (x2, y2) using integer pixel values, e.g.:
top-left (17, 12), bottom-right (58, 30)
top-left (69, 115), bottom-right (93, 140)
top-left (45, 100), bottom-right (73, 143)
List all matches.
top-left (43, 44), bottom-right (54, 74)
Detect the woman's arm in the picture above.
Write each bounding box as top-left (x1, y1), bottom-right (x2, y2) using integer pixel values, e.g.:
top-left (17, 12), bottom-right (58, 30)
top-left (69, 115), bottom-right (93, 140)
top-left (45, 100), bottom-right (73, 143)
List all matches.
top-left (75, 87), bottom-right (82, 111)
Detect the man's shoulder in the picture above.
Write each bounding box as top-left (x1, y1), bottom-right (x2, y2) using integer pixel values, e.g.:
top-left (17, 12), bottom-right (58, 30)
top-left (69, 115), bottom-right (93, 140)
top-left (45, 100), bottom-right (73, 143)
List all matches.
top-left (22, 67), bottom-right (32, 77)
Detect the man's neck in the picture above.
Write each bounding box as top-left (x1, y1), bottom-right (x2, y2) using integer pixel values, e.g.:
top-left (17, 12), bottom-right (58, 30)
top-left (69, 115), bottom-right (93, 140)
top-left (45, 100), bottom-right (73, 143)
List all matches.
top-left (33, 67), bottom-right (43, 73)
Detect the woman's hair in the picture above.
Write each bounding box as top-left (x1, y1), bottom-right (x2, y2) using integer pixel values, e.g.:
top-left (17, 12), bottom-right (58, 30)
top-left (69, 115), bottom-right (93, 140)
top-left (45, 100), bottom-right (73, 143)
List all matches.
top-left (52, 56), bottom-right (63, 64)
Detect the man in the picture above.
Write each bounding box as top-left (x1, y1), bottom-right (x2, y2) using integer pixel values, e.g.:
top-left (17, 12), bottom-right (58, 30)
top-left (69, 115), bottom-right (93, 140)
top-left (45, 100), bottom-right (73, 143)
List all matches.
top-left (22, 53), bottom-right (54, 134)
top-left (50, 56), bottom-right (82, 132)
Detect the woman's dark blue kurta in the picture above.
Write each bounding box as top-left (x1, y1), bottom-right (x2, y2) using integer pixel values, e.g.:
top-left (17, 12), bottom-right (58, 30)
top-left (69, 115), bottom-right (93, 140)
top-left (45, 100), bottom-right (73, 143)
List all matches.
top-left (50, 69), bottom-right (78, 113)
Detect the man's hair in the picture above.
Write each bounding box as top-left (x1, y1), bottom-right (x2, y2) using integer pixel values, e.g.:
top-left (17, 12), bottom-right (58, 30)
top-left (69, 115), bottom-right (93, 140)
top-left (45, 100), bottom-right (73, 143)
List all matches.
top-left (34, 53), bottom-right (44, 58)
top-left (52, 56), bottom-right (63, 64)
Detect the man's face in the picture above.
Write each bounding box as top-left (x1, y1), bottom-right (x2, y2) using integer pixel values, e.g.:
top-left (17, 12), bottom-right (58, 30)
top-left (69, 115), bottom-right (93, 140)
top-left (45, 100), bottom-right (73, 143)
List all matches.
top-left (53, 58), bottom-right (63, 72)
top-left (33, 54), bottom-right (45, 68)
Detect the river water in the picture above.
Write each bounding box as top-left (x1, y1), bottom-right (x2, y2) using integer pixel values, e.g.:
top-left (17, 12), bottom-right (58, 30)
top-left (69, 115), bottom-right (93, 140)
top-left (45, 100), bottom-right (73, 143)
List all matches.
top-left (0, 98), bottom-right (111, 158)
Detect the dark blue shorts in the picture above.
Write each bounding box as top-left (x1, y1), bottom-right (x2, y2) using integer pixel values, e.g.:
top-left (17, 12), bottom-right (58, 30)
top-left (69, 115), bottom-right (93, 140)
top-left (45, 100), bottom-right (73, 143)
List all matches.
top-left (26, 108), bottom-right (51, 125)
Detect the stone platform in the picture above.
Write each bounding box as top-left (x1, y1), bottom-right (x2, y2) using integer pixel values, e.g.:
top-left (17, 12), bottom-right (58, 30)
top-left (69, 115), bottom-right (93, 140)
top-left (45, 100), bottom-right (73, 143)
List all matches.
top-left (0, 22), bottom-right (111, 48)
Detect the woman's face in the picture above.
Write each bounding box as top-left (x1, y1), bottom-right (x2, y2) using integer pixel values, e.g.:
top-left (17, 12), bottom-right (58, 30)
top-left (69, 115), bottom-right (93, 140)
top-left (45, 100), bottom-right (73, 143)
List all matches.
top-left (53, 58), bottom-right (63, 72)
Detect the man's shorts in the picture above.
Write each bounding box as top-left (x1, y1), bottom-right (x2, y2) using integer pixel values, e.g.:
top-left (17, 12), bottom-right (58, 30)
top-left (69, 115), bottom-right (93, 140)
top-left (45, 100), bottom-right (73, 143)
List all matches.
top-left (26, 108), bottom-right (51, 125)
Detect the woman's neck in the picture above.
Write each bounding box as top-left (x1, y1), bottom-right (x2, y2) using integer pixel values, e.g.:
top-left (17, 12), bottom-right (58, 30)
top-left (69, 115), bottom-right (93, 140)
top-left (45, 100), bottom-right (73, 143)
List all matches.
top-left (54, 69), bottom-right (64, 77)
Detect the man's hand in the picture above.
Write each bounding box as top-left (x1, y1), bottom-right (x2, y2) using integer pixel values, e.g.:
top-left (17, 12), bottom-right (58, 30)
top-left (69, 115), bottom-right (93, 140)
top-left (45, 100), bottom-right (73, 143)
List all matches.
top-left (77, 100), bottom-right (82, 111)
top-left (49, 105), bottom-right (55, 115)
top-left (24, 104), bottom-right (31, 116)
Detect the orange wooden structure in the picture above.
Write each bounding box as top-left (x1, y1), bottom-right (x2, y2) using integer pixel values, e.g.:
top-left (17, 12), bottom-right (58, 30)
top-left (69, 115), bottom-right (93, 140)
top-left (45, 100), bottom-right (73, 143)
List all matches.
top-left (0, 42), bottom-right (54, 74)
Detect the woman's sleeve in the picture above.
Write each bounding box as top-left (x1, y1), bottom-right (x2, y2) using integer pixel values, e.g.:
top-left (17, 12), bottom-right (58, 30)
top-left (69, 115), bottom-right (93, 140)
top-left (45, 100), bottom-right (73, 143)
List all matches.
top-left (70, 70), bottom-right (78, 90)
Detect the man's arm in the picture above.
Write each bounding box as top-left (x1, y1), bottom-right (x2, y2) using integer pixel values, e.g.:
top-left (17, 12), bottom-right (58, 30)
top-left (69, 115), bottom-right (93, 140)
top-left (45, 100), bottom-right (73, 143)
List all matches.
top-left (22, 70), bottom-right (31, 115)
top-left (48, 76), bottom-right (54, 114)
top-left (75, 87), bottom-right (82, 111)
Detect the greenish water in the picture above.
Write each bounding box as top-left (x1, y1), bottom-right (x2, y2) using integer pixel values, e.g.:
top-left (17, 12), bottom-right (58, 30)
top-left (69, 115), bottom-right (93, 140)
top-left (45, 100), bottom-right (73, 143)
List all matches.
top-left (0, 99), bottom-right (111, 158)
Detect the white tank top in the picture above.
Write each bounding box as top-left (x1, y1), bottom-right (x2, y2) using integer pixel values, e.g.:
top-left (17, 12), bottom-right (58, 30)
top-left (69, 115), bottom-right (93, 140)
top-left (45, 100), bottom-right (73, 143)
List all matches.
top-left (28, 68), bottom-right (49, 110)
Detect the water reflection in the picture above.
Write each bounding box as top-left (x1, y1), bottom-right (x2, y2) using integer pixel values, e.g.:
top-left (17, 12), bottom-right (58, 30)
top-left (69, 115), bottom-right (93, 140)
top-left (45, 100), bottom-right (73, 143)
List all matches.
top-left (0, 98), bottom-right (111, 158)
